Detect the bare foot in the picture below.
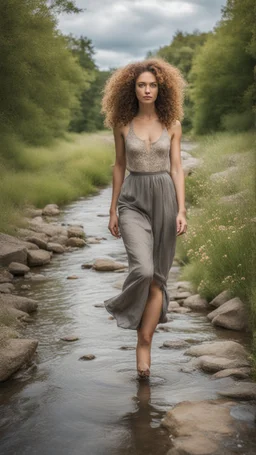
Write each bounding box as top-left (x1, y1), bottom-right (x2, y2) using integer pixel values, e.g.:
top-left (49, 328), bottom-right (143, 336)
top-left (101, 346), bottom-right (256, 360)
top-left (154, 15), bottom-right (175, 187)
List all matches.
top-left (137, 363), bottom-right (150, 379)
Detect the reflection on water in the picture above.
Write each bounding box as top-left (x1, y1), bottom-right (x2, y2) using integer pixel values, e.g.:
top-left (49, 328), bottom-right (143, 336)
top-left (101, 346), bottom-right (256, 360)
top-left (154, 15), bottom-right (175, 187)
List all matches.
top-left (0, 184), bottom-right (255, 455)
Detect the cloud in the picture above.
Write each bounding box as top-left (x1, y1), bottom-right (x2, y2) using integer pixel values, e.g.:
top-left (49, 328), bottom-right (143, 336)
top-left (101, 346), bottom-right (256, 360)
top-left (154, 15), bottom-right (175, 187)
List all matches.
top-left (57, 0), bottom-right (225, 69)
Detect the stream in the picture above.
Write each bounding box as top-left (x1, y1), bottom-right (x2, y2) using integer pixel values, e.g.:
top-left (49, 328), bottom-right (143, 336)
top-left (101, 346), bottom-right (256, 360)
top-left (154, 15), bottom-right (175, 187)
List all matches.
top-left (0, 179), bottom-right (255, 455)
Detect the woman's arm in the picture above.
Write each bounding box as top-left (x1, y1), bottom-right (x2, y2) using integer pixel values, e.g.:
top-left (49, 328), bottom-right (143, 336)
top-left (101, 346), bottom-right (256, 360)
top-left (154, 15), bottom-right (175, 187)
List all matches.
top-left (168, 120), bottom-right (187, 235)
top-left (108, 126), bottom-right (126, 237)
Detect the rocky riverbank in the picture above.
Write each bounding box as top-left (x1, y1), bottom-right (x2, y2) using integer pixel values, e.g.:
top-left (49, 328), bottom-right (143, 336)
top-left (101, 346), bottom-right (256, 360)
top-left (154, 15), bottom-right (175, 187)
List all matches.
top-left (0, 141), bottom-right (255, 455)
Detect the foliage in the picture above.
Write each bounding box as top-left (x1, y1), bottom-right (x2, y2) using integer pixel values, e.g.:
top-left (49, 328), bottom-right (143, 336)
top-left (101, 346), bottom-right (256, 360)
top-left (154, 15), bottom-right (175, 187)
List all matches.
top-left (67, 35), bottom-right (111, 132)
top-left (48, 0), bottom-right (83, 14)
top-left (149, 30), bottom-right (209, 132)
top-left (0, 0), bottom-right (86, 151)
top-left (0, 132), bottom-right (114, 233)
top-left (176, 131), bottom-right (256, 352)
top-left (189, 0), bottom-right (256, 134)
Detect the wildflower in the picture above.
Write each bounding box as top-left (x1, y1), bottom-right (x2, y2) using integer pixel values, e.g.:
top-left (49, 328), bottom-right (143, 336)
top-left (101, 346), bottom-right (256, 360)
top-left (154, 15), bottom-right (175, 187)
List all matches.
top-left (223, 254), bottom-right (227, 258)
top-left (237, 264), bottom-right (242, 267)
top-left (241, 277), bottom-right (246, 280)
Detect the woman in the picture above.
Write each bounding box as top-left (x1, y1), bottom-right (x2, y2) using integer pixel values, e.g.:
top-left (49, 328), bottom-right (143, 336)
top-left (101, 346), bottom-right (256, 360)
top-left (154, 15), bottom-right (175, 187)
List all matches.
top-left (101, 58), bottom-right (187, 379)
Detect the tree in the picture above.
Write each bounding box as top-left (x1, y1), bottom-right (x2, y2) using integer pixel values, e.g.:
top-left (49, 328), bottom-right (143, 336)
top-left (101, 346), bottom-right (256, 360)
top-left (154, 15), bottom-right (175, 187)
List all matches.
top-left (48, 0), bottom-right (84, 14)
top-left (0, 0), bottom-right (86, 150)
top-left (190, 0), bottom-right (255, 133)
top-left (67, 35), bottom-right (111, 132)
top-left (152, 30), bottom-right (209, 131)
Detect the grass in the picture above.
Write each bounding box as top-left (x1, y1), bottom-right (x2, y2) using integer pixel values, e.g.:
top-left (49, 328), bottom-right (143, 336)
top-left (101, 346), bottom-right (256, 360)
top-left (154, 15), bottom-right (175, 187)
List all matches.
top-left (0, 131), bottom-right (114, 234)
top-left (176, 130), bottom-right (256, 375)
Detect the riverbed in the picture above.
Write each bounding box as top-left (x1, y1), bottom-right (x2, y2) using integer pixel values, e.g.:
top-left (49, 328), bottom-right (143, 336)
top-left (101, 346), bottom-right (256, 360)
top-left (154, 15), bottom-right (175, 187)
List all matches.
top-left (0, 182), bottom-right (255, 455)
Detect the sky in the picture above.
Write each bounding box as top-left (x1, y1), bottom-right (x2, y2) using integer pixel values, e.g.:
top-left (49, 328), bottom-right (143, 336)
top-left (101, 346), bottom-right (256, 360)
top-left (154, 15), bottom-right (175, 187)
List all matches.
top-left (58, 0), bottom-right (226, 70)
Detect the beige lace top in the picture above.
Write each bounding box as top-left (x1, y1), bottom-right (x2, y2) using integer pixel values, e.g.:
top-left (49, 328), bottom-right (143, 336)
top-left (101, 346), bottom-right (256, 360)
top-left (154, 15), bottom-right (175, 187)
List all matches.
top-left (124, 120), bottom-right (171, 172)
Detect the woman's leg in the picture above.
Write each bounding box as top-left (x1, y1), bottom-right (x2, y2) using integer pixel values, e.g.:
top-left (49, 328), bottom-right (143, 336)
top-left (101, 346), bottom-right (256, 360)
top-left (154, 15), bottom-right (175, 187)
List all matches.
top-left (136, 279), bottom-right (163, 377)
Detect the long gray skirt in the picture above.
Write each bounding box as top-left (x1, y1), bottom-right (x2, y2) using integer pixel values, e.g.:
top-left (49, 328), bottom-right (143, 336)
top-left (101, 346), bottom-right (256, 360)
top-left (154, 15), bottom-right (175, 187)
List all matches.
top-left (104, 170), bottom-right (178, 330)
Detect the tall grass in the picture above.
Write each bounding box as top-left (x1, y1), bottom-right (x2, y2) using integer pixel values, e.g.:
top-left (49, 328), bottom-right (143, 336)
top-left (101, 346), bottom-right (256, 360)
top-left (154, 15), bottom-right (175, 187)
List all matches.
top-left (0, 132), bottom-right (114, 233)
top-left (176, 131), bottom-right (256, 373)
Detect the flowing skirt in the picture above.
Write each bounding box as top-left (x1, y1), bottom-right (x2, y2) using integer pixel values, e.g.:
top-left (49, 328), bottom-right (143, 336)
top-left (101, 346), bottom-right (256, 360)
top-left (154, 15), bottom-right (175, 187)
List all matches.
top-left (104, 170), bottom-right (178, 330)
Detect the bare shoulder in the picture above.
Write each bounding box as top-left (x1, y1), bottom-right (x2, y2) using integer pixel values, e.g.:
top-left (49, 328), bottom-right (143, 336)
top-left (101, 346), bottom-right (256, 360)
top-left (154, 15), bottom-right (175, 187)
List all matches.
top-left (113, 124), bottom-right (129, 141)
top-left (167, 119), bottom-right (182, 139)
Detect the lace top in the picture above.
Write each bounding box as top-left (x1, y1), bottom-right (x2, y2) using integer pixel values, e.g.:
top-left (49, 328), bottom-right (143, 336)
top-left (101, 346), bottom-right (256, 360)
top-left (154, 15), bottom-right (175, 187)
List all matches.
top-left (124, 120), bottom-right (171, 172)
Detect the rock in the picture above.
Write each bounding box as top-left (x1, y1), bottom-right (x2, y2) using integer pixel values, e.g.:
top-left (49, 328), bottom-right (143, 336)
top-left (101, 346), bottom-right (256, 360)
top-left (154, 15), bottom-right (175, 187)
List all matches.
top-left (212, 367), bottom-right (251, 380)
top-left (168, 301), bottom-right (180, 311)
top-left (24, 273), bottom-right (47, 281)
top-left (160, 340), bottom-right (190, 349)
top-left (210, 166), bottom-right (238, 182)
top-left (0, 233), bottom-right (28, 266)
top-left (67, 226), bottom-right (85, 239)
top-left (207, 297), bottom-right (248, 331)
top-left (217, 382), bottom-right (256, 400)
top-left (27, 249), bottom-right (52, 267)
top-left (182, 157), bottom-right (202, 176)
top-left (81, 263), bottom-right (93, 269)
top-left (8, 262), bottom-right (30, 276)
top-left (113, 280), bottom-right (124, 289)
top-left (226, 151), bottom-right (252, 167)
top-left (219, 190), bottom-right (250, 206)
top-left (66, 237), bottom-right (86, 248)
top-left (25, 235), bottom-right (48, 250)
top-left (182, 294), bottom-right (208, 311)
top-left (23, 242), bottom-right (39, 251)
top-left (0, 338), bottom-right (38, 382)
top-left (50, 235), bottom-right (68, 246)
top-left (0, 283), bottom-right (15, 294)
top-left (94, 303), bottom-right (105, 308)
top-left (24, 207), bottom-right (43, 218)
top-left (92, 258), bottom-right (127, 271)
top-left (60, 335), bottom-right (79, 342)
top-left (172, 307), bottom-right (192, 314)
top-left (176, 281), bottom-right (195, 292)
top-left (172, 291), bottom-right (193, 301)
top-left (0, 304), bottom-right (28, 325)
top-left (195, 355), bottom-right (250, 373)
top-left (161, 399), bottom-right (235, 455)
top-left (0, 270), bottom-right (13, 284)
top-left (29, 219), bottom-right (67, 238)
top-left (66, 275), bottom-right (79, 280)
top-left (42, 204), bottom-right (60, 216)
top-left (181, 151), bottom-right (193, 160)
top-left (21, 284), bottom-right (31, 290)
top-left (108, 316), bottom-right (114, 320)
top-left (0, 294), bottom-right (38, 313)
top-left (209, 290), bottom-right (232, 308)
top-left (119, 346), bottom-right (136, 350)
top-left (79, 354), bottom-right (95, 360)
top-left (47, 243), bottom-right (65, 254)
top-left (86, 237), bottom-right (101, 244)
top-left (184, 340), bottom-right (249, 361)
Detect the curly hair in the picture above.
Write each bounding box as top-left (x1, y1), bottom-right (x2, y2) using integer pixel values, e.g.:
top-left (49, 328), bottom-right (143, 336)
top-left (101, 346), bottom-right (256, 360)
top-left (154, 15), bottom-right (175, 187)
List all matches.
top-left (101, 57), bottom-right (187, 129)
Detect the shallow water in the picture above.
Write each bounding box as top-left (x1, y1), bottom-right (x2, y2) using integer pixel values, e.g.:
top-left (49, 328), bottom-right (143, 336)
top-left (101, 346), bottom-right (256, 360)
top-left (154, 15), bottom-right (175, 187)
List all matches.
top-left (0, 184), bottom-right (255, 455)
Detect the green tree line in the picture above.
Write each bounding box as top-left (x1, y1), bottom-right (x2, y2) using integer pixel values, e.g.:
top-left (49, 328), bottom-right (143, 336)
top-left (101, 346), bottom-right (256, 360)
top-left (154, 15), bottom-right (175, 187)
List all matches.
top-left (151, 0), bottom-right (255, 134)
top-left (0, 0), bottom-right (109, 162)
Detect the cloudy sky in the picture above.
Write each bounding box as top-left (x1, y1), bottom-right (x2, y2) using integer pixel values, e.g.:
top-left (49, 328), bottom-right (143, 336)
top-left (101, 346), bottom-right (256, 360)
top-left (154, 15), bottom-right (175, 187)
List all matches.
top-left (58, 0), bottom-right (225, 70)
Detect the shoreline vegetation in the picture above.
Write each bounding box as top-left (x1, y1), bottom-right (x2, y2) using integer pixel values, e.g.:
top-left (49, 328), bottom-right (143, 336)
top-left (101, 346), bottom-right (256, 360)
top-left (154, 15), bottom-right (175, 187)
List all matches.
top-left (0, 132), bottom-right (114, 235)
top-left (176, 130), bottom-right (256, 376)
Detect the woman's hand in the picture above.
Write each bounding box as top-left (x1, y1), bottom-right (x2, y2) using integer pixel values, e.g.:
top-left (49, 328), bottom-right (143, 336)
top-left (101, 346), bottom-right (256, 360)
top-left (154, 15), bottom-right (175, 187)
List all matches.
top-left (176, 211), bottom-right (187, 236)
top-left (108, 212), bottom-right (121, 238)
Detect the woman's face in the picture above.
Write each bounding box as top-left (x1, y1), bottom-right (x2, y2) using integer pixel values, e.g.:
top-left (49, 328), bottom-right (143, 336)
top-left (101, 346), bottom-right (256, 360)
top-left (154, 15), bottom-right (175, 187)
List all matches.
top-left (135, 71), bottom-right (158, 104)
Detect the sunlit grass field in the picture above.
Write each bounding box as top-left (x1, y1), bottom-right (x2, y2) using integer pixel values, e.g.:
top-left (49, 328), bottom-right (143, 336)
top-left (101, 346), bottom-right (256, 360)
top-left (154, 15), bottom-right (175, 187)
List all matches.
top-left (176, 131), bottom-right (256, 373)
top-left (0, 131), bottom-right (114, 234)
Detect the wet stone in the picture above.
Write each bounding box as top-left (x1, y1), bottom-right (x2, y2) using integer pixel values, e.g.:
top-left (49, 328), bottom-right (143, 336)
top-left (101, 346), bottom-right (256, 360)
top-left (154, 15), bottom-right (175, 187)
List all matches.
top-left (119, 346), bottom-right (136, 350)
top-left (79, 354), bottom-right (95, 361)
top-left (160, 340), bottom-right (190, 349)
top-left (60, 335), bottom-right (79, 342)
